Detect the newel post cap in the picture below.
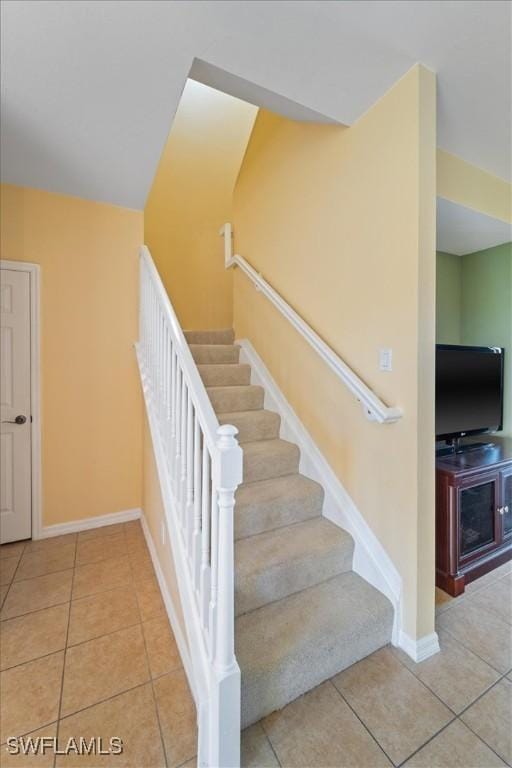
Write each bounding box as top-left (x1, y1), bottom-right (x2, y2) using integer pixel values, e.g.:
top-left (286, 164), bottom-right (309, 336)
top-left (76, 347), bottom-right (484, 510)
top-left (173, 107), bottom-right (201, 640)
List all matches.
top-left (216, 425), bottom-right (243, 487)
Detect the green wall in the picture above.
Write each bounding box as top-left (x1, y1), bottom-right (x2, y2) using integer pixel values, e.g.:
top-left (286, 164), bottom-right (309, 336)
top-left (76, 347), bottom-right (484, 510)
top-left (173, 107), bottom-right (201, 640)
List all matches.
top-left (461, 242), bottom-right (512, 436)
top-left (436, 242), bottom-right (512, 436)
top-left (436, 251), bottom-right (462, 343)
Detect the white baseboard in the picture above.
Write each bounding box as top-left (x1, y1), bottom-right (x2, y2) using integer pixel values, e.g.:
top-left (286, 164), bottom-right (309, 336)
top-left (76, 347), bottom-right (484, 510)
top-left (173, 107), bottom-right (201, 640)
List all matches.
top-left (237, 338), bottom-right (402, 639)
top-left (398, 630), bottom-right (440, 662)
top-left (38, 507), bottom-right (142, 539)
top-left (139, 511), bottom-right (196, 700)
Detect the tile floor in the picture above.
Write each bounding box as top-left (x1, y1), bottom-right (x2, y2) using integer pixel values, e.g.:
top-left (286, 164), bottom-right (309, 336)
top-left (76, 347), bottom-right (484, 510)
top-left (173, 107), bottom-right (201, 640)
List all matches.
top-left (0, 521), bottom-right (196, 767)
top-left (1, 524), bottom-right (511, 768)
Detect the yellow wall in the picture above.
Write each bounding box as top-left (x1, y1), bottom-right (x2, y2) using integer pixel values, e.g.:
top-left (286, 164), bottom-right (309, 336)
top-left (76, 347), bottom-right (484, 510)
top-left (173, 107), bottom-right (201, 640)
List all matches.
top-left (0, 184), bottom-right (143, 527)
top-left (145, 80), bottom-right (257, 330)
top-left (437, 149), bottom-right (512, 223)
top-left (232, 65), bottom-right (437, 640)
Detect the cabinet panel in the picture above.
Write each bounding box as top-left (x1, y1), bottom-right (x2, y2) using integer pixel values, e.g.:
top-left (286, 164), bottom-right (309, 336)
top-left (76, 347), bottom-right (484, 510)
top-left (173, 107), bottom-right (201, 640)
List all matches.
top-left (459, 481), bottom-right (497, 556)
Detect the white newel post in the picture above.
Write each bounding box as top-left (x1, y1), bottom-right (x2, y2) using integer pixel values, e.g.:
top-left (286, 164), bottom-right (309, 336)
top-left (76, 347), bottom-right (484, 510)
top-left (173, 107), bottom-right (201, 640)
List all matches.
top-left (210, 424), bottom-right (243, 768)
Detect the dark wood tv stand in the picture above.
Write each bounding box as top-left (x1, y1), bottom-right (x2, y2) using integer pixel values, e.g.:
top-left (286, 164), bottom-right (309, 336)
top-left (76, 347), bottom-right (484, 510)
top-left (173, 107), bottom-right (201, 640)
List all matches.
top-left (436, 436), bottom-right (512, 596)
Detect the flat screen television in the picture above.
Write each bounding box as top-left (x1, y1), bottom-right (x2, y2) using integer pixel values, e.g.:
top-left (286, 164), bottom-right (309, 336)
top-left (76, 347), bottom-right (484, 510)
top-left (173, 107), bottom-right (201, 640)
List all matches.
top-left (436, 344), bottom-right (504, 443)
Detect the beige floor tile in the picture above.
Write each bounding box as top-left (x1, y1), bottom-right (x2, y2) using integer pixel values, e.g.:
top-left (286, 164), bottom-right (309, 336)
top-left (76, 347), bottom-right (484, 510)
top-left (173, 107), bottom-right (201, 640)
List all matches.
top-left (467, 574), bottom-right (512, 625)
top-left (153, 669), bottom-right (197, 768)
top-left (0, 603), bottom-right (69, 670)
top-left (461, 678), bottom-right (512, 765)
top-left (129, 552), bottom-right (155, 583)
top-left (75, 534), bottom-right (127, 567)
top-left (0, 542), bottom-right (26, 560)
top-left (61, 624), bottom-right (149, 716)
top-left (124, 534), bottom-right (149, 555)
top-left (0, 651), bottom-right (64, 742)
top-left (123, 520), bottom-right (142, 533)
top-left (263, 680), bottom-right (391, 768)
top-left (0, 584), bottom-right (9, 607)
top-left (241, 723), bottom-right (279, 767)
top-left (77, 524), bottom-right (126, 542)
top-left (0, 558), bottom-right (19, 586)
top-left (0, 570), bottom-right (73, 620)
top-left (435, 587), bottom-right (466, 615)
top-left (333, 647), bottom-right (452, 765)
top-left (465, 561), bottom-right (512, 594)
top-left (14, 544), bottom-right (76, 581)
top-left (403, 719), bottom-right (506, 767)
top-left (391, 629), bottom-right (500, 713)
top-left (437, 601), bottom-right (512, 673)
top-left (56, 684), bottom-right (165, 767)
top-left (72, 556), bottom-right (132, 600)
top-left (135, 576), bottom-right (165, 621)
top-left (1, 722), bottom-right (58, 767)
top-left (24, 534), bottom-right (77, 553)
top-left (123, 521), bottom-right (146, 551)
top-left (142, 615), bottom-right (181, 679)
top-left (67, 585), bottom-right (140, 647)
top-left (178, 760), bottom-right (196, 768)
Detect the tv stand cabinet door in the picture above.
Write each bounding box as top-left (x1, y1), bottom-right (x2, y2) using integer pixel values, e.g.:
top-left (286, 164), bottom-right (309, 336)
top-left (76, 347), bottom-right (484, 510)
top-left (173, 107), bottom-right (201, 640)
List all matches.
top-left (456, 471), bottom-right (501, 569)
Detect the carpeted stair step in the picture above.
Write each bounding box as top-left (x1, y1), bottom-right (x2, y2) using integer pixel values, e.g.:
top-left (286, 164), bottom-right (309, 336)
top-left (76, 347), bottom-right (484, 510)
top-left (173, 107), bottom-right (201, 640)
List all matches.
top-left (184, 328), bottom-right (235, 345)
top-left (235, 474), bottom-right (324, 539)
top-left (235, 518), bottom-right (354, 616)
top-left (197, 363), bottom-right (251, 387)
top-left (243, 439), bottom-right (300, 483)
top-left (218, 410), bottom-right (281, 443)
top-left (189, 344), bottom-right (240, 364)
top-left (236, 571), bottom-right (394, 727)
top-left (207, 385), bottom-right (264, 414)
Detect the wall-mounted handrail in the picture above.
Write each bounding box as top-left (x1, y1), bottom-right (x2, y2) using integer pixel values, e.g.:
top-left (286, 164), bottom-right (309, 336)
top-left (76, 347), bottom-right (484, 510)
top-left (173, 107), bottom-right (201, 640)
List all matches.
top-left (221, 223), bottom-right (403, 424)
top-left (136, 245), bottom-right (243, 767)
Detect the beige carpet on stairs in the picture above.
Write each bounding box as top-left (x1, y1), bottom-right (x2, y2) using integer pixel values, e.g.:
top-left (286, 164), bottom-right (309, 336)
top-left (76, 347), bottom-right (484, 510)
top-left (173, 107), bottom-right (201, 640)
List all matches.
top-left (186, 328), bottom-right (393, 727)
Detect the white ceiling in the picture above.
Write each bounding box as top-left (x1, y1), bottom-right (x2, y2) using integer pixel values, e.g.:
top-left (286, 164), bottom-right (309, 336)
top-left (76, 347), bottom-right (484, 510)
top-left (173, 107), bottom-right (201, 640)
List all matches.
top-left (437, 197), bottom-right (512, 255)
top-left (1, 1), bottom-right (510, 209)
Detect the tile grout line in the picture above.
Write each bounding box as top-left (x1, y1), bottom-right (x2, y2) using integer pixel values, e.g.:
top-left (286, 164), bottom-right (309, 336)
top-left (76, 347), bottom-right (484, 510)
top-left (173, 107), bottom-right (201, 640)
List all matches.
top-left (437, 622), bottom-right (511, 676)
top-left (258, 719), bottom-right (283, 767)
top-left (52, 537), bottom-right (77, 768)
top-left (394, 716), bottom-right (460, 768)
top-left (129, 528), bottom-right (172, 768)
top-left (327, 678), bottom-right (398, 767)
top-left (456, 709), bottom-right (510, 767)
top-left (389, 642), bottom-right (504, 718)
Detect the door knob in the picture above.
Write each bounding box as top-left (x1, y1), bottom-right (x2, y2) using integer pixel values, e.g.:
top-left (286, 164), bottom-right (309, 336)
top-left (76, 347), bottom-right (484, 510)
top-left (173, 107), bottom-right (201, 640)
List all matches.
top-left (1, 415), bottom-right (27, 425)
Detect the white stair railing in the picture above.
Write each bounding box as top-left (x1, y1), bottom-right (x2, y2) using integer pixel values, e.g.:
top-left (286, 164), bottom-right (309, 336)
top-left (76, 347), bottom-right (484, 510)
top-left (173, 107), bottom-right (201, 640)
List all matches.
top-left (221, 223), bottom-right (403, 424)
top-left (136, 245), bottom-right (243, 768)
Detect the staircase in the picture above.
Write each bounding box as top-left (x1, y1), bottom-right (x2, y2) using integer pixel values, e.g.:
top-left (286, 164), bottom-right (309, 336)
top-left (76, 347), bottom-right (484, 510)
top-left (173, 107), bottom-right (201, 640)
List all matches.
top-left (186, 328), bottom-right (393, 728)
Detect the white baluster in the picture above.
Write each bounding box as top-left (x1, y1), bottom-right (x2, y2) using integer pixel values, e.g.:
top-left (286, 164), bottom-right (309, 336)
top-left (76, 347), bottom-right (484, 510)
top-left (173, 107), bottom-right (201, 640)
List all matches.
top-left (180, 377), bottom-right (187, 529)
top-left (174, 368), bottom-right (182, 493)
top-left (170, 349), bottom-right (177, 467)
top-left (209, 483), bottom-right (219, 662)
top-left (186, 392), bottom-right (194, 556)
top-left (200, 448), bottom-right (211, 631)
top-left (192, 415), bottom-right (201, 592)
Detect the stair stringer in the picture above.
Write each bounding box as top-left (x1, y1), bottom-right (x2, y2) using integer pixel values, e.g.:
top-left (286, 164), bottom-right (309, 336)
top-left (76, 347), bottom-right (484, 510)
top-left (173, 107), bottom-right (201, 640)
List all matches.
top-left (237, 338), bottom-right (402, 645)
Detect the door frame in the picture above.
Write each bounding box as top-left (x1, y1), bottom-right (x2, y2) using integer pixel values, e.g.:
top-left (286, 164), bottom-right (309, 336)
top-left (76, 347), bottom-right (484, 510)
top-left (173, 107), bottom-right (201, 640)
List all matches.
top-left (0, 259), bottom-right (42, 540)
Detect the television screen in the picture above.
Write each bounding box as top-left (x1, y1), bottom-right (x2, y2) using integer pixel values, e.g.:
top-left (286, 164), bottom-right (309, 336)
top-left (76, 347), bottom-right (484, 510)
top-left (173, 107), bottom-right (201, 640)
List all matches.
top-left (436, 345), bottom-right (504, 439)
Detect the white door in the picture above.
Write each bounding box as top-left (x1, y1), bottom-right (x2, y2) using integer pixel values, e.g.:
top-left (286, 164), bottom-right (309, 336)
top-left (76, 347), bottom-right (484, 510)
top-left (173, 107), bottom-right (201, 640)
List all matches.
top-left (0, 268), bottom-right (32, 543)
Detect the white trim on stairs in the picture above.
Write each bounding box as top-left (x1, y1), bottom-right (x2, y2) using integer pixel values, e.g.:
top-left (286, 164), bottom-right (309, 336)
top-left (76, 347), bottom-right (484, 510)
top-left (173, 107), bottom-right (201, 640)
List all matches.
top-left (237, 338), bottom-right (403, 643)
top-left (38, 507), bottom-right (142, 538)
top-left (139, 511), bottom-right (197, 703)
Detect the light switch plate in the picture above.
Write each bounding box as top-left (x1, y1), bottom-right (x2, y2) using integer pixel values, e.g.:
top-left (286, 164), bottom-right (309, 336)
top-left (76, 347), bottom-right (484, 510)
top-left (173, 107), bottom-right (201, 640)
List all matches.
top-left (380, 348), bottom-right (393, 371)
